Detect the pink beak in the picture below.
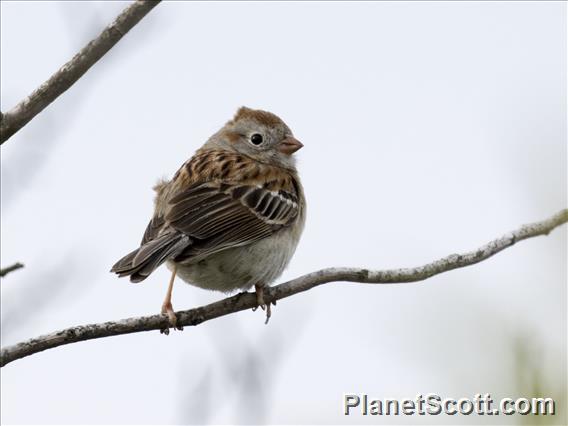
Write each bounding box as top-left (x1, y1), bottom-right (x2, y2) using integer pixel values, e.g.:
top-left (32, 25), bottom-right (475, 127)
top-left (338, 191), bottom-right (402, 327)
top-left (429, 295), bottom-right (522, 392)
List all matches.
top-left (278, 136), bottom-right (304, 155)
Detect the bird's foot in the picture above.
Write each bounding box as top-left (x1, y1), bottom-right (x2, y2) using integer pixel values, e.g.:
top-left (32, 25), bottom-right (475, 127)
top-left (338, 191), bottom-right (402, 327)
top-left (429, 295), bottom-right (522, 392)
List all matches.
top-left (253, 284), bottom-right (276, 324)
top-left (160, 301), bottom-right (184, 335)
top-left (253, 284), bottom-right (265, 311)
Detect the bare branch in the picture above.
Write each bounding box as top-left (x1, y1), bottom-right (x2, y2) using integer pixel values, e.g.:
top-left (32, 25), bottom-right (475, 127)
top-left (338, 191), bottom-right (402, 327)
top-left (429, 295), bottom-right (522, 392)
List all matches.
top-left (0, 0), bottom-right (160, 144)
top-left (0, 262), bottom-right (25, 278)
top-left (1, 209), bottom-right (566, 367)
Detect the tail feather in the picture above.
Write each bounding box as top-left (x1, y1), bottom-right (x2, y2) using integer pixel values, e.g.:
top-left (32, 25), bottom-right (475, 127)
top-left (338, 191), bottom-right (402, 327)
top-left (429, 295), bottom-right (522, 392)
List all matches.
top-left (111, 233), bottom-right (191, 283)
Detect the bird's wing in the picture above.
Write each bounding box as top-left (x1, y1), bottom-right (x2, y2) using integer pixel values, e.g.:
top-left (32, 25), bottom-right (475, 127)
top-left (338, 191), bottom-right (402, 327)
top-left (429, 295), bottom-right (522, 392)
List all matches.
top-left (111, 151), bottom-right (302, 282)
top-left (141, 215), bottom-right (166, 245)
top-left (166, 180), bottom-right (300, 260)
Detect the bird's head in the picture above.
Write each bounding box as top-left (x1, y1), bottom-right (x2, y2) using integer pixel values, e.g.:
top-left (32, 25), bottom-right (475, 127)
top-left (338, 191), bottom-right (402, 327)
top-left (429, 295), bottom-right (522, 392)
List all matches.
top-left (205, 107), bottom-right (303, 170)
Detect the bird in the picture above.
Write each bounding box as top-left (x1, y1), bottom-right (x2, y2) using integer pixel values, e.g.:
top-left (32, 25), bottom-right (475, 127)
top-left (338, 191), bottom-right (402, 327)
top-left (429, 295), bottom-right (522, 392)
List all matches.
top-left (111, 107), bottom-right (306, 333)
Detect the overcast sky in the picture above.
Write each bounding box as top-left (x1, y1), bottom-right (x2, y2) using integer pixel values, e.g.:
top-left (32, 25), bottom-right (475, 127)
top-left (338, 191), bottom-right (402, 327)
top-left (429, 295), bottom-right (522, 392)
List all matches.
top-left (1, 1), bottom-right (566, 425)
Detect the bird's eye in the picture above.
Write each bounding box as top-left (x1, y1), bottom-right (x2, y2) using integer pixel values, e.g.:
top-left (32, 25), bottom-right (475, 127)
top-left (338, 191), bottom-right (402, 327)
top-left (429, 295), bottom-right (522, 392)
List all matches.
top-left (250, 133), bottom-right (263, 145)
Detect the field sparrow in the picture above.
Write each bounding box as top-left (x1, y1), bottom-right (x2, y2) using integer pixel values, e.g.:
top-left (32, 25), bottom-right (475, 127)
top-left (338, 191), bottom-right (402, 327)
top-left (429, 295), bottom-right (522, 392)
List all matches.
top-left (111, 107), bottom-right (306, 332)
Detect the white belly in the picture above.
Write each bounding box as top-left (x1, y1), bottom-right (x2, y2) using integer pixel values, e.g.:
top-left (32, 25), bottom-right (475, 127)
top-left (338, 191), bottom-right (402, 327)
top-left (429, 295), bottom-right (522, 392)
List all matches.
top-left (168, 216), bottom-right (304, 293)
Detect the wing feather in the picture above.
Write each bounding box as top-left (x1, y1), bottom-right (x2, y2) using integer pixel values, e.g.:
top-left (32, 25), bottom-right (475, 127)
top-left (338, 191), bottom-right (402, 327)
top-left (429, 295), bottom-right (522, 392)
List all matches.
top-left (165, 181), bottom-right (299, 261)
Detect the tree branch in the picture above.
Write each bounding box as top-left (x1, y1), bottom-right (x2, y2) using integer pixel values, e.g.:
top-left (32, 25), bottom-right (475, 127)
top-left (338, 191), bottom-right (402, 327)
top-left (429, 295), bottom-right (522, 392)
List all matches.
top-left (1, 209), bottom-right (566, 367)
top-left (0, 262), bottom-right (25, 278)
top-left (0, 0), bottom-right (160, 144)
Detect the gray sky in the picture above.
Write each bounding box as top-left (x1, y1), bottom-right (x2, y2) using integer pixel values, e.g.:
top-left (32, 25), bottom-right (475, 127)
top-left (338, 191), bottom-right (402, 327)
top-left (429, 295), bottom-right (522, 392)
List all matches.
top-left (1, 1), bottom-right (566, 424)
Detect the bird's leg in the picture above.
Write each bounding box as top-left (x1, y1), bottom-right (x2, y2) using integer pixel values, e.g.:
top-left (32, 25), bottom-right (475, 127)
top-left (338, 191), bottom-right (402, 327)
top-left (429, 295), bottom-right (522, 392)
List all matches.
top-left (254, 284), bottom-right (273, 324)
top-left (160, 265), bottom-right (183, 334)
top-left (254, 283), bottom-right (265, 310)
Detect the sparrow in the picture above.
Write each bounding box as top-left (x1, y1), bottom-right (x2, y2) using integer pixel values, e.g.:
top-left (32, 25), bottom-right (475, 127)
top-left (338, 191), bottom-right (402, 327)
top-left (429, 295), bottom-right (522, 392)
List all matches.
top-left (111, 107), bottom-right (306, 332)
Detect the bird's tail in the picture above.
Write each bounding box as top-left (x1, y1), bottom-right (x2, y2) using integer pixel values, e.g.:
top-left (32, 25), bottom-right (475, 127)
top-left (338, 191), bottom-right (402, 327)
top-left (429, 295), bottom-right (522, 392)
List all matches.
top-left (110, 233), bottom-right (191, 283)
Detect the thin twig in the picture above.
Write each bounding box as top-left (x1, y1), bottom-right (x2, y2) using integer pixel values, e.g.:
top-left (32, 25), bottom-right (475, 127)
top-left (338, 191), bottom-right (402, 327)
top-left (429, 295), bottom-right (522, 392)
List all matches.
top-left (1, 209), bottom-right (566, 367)
top-left (0, 0), bottom-right (160, 144)
top-left (0, 262), bottom-right (25, 278)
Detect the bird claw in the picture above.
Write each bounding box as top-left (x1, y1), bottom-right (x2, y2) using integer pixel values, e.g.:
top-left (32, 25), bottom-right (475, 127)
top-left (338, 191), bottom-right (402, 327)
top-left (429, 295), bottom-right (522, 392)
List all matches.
top-left (264, 303), bottom-right (271, 325)
top-left (254, 284), bottom-right (273, 324)
top-left (160, 301), bottom-right (183, 334)
top-left (255, 284), bottom-right (265, 307)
